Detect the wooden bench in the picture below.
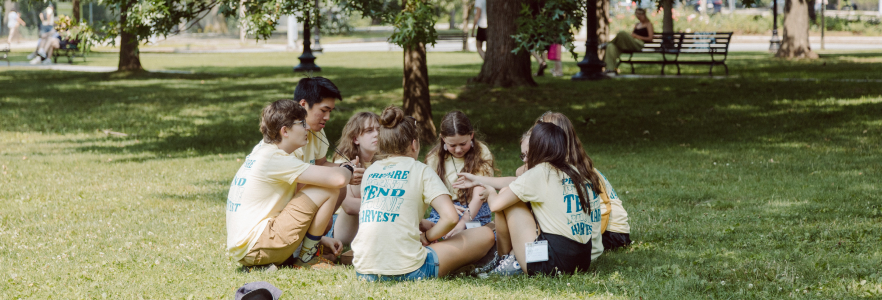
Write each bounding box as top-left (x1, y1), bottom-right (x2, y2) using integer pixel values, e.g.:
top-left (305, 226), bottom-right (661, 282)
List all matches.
top-left (53, 38), bottom-right (87, 64)
top-left (619, 32), bottom-right (733, 76)
top-left (437, 32), bottom-right (467, 41)
top-left (1, 43), bottom-right (9, 66)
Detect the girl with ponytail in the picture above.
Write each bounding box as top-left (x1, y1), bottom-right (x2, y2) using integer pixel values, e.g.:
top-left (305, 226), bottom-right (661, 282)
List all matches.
top-left (351, 106), bottom-right (495, 281)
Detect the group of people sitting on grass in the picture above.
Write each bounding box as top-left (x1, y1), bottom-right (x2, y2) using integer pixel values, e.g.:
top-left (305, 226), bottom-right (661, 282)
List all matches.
top-left (225, 77), bottom-right (632, 281)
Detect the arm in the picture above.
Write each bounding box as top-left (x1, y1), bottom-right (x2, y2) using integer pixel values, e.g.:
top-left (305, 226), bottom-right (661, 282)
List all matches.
top-left (483, 185), bottom-right (522, 212)
top-left (444, 186), bottom-right (487, 238)
top-left (632, 23), bottom-right (654, 42)
top-left (452, 172), bottom-right (517, 190)
top-left (341, 184), bottom-right (362, 215)
top-left (319, 156), bottom-right (365, 185)
top-left (295, 164), bottom-right (352, 189)
top-left (423, 194), bottom-right (458, 244)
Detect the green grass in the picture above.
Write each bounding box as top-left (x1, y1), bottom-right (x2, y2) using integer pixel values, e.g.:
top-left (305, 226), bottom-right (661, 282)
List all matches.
top-left (1, 51), bottom-right (881, 299)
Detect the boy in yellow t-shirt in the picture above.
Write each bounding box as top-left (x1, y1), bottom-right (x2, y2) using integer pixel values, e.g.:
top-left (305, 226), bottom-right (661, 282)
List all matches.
top-left (225, 99), bottom-right (357, 269)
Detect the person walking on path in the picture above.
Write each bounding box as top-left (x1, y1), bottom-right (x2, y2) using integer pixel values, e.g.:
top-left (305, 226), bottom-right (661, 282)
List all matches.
top-left (602, 8), bottom-right (654, 75)
top-left (472, 0), bottom-right (488, 60)
top-left (6, 9), bottom-right (25, 44)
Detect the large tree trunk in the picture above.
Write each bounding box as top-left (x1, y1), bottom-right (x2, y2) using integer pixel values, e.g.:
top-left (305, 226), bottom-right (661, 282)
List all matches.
top-left (472, 0), bottom-right (535, 87)
top-left (597, 0), bottom-right (610, 59)
top-left (776, 0), bottom-right (818, 58)
top-left (73, 0), bottom-right (81, 22)
top-left (117, 0), bottom-right (143, 71)
top-left (461, 0), bottom-right (471, 51)
top-left (403, 43), bottom-right (437, 142)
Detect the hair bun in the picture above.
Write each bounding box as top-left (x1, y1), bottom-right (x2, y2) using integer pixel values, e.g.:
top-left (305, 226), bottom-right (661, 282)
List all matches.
top-left (379, 106), bottom-right (405, 128)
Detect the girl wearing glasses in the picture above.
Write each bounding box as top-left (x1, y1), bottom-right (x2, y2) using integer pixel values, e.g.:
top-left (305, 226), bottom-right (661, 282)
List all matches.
top-left (351, 106), bottom-right (495, 281)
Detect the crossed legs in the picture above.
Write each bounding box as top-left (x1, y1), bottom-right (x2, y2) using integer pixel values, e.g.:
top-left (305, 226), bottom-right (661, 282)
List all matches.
top-left (492, 201), bottom-right (538, 273)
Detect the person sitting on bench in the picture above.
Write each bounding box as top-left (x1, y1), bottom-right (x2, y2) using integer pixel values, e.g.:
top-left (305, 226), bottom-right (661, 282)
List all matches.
top-left (28, 29), bottom-right (61, 65)
top-left (602, 8), bottom-right (654, 75)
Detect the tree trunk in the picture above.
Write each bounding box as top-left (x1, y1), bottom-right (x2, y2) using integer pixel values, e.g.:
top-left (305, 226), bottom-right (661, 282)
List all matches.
top-left (403, 43), bottom-right (437, 142)
top-left (597, 0), bottom-right (610, 59)
top-left (461, 0), bottom-right (471, 51)
top-left (239, 0), bottom-right (246, 43)
top-left (807, 0), bottom-right (816, 23)
top-left (117, 0), bottom-right (143, 71)
top-left (472, 0), bottom-right (535, 87)
top-left (662, 0), bottom-right (674, 33)
top-left (776, 0), bottom-right (818, 58)
top-left (73, 0), bottom-right (81, 22)
top-left (449, 8), bottom-right (457, 30)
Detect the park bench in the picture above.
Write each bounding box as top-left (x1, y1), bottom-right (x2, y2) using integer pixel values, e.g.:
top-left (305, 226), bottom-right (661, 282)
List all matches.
top-left (437, 32), bottom-right (467, 41)
top-left (619, 32), bottom-right (733, 76)
top-left (53, 37), bottom-right (87, 64)
top-left (1, 43), bottom-right (9, 66)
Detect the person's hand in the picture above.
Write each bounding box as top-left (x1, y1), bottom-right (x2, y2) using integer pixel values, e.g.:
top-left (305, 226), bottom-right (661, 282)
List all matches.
top-left (445, 222), bottom-right (468, 240)
top-left (481, 183), bottom-right (497, 199)
top-left (452, 172), bottom-right (480, 189)
top-left (419, 219), bottom-right (436, 232)
top-left (453, 205), bottom-right (468, 217)
top-left (419, 232), bottom-right (430, 246)
top-left (471, 29), bottom-right (476, 37)
top-left (320, 236), bottom-right (343, 256)
top-left (346, 156), bottom-right (364, 185)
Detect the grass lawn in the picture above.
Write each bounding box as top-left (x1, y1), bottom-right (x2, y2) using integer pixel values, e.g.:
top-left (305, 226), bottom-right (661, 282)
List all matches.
top-left (1, 50), bottom-right (881, 299)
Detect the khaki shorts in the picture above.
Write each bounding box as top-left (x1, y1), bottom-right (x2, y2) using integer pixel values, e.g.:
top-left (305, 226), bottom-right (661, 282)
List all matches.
top-left (239, 192), bottom-right (319, 266)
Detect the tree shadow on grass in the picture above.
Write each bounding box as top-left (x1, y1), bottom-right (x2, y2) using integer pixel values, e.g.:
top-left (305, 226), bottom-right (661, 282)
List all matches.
top-left (2, 57), bottom-right (881, 162)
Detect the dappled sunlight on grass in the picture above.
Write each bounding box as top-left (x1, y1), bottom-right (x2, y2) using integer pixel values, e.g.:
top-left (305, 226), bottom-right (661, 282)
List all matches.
top-left (2, 51), bottom-right (881, 298)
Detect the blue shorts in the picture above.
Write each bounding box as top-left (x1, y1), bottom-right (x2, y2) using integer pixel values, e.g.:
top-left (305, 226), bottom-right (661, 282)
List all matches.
top-left (324, 214), bottom-right (338, 238)
top-left (356, 247), bottom-right (439, 281)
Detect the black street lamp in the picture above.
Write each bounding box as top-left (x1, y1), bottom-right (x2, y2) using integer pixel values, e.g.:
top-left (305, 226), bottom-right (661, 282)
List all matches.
top-left (572, 0), bottom-right (607, 81)
top-left (294, 14), bottom-right (321, 72)
top-left (313, 0), bottom-right (323, 53)
top-left (769, 0), bottom-right (781, 52)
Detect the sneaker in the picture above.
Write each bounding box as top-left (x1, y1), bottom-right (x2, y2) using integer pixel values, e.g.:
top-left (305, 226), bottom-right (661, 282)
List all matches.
top-left (29, 57), bottom-right (42, 65)
top-left (487, 254), bottom-right (523, 276)
top-left (41, 59), bottom-right (53, 65)
top-left (27, 53), bottom-right (36, 60)
top-left (470, 244), bottom-right (499, 275)
top-left (37, 49), bottom-right (47, 58)
top-left (293, 255), bottom-right (335, 270)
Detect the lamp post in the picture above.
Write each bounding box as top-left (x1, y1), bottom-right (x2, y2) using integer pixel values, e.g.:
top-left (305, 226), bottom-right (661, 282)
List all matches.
top-left (313, 0), bottom-right (323, 53)
top-left (572, 0), bottom-right (607, 81)
top-left (769, 0), bottom-right (781, 52)
top-left (294, 14), bottom-right (321, 72)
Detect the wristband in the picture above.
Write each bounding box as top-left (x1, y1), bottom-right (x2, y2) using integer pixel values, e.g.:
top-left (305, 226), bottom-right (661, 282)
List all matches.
top-left (341, 164), bottom-right (354, 174)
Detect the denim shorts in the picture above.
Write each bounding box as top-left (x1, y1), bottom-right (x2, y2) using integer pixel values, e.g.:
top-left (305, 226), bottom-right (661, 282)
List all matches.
top-left (356, 247), bottom-right (439, 281)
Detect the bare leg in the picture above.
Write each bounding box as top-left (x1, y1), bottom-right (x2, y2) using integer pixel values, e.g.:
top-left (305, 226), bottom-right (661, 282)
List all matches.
top-left (331, 213), bottom-right (359, 245)
top-left (7, 27), bottom-right (15, 44)
top-left (45, 39), bottom-right (59, 60)
top-left (502, 201), bottom-right (539, 273)
top-left (476, 40), bottom-right (485, 59)
top-left (429, 226), bottom-right (495, 277)
top-left (297, 185), bottom-right (340, 237)
top-left (494, 211), bottom-right (513, 256)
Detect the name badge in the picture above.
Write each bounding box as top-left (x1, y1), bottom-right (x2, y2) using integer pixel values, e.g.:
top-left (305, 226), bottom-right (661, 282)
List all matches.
top-left (525, 240), bottom-right (549, 263)
top-left (465, 221), bottom-right (481, 229)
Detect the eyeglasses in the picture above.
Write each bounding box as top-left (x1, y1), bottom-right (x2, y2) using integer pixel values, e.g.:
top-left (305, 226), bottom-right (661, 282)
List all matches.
top-left (292, 120), bottom-right (307, 128)
top-left (406, 116), bottom-right (417, 126)
top-left (520, 152), bottom-right (527, 162)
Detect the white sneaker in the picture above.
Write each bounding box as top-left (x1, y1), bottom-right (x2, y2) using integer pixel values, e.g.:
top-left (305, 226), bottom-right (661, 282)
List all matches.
top-left (486, 254), bottom-right (524, 276)
top-left (37, 49), bottom-right (47, 58)
top-left (41, 59), bottom-right (53, 65)
top-left (27, 53), bottom-right (36, 60)
top-left (29, 57), bottom-right (42, 65)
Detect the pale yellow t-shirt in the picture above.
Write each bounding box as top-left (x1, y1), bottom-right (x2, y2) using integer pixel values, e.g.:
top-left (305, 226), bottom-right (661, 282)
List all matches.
top-left (597, 170), bottom-right (629, 234)
top-left (225, 142), bottom-right (312, 261)
top-left (508, 163), bottom-right (604, 260)
top-left (293, 128), bottom-right (330, 165)
top-left (425, 142), bottom-right (494, 202)
top-left (352, 156), bottom-right (451, 275)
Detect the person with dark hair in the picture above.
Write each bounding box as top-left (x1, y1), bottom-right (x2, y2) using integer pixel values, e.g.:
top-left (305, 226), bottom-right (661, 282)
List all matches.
top-left (351, 106), bottom-right (495, 281)
top-left (292, 76), bottom-right (343, 166)
top-left (226, 99), bottom-right (358, 270)
top-left (475, 122), bottom-right (601, 276)
top-left (602, 8), bottom-right (654, 75)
